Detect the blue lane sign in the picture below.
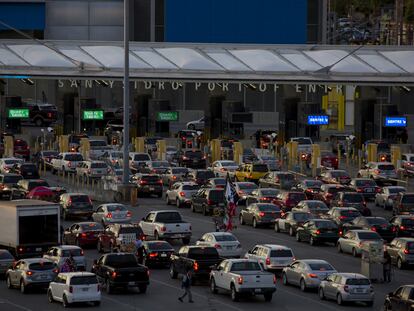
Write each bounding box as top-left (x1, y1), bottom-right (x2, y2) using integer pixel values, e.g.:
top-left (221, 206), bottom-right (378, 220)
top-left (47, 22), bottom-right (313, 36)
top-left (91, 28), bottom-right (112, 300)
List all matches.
top-left (307, 115), bottom-right (329, 125)
top-left (384, 116), bottom-right (407, 127)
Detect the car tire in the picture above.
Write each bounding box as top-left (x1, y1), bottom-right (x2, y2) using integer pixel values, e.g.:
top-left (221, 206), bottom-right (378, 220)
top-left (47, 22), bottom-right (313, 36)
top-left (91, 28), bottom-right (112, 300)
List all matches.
top-left (252, 218), bottom-right (258, 228)
top-left (282, 272), bottom-right (289, 285)
top-left (48, 289), bottom-right (54, 303)
top-left (352, 248), bottom-right (358, 257)
top-left (34, 117), bottom-right (43, 127)
top-left (63, 294), bottom-right (70, 308)
top-left (336, 293), bottom-right (343, 305)
top-left (318, 288), bottom-right (325, 300)
top-left (182, 237), bottom-right (190, 245)
top-left (239, 215), bottom-right (245, 225)
top-left (169, 264), bottom-right (178, 279)
top-left (300, 279), bottom-right (307, 292)
top-left (289, 227), bottom-right (295, 236)
top-left (94, 301), bottom-right (101, 306)
top-left (337, 243), bottom-right (343, 253)
top-left (138, 285), bottom-right (147, 294)
top-left (20, 280), bottom-right (26, 294)
top-left (230, 285), bottom-right (239, 302)
top-left (397, 257), bottom-right (405, 270)
top-left (166, 195), bottom-right (170, 205)
top-left (296, 232), bottom-right (301, 242)
top-left (6, 275), bottom-right (13, 289)
top-left (275, 223), bottom-right (280, 232)
top-left (210, 278), bottom-right (218, 294)
top-left (106, 279), bottom-right (113, 294)
top-left (264, 293), bottom-right (273, 302)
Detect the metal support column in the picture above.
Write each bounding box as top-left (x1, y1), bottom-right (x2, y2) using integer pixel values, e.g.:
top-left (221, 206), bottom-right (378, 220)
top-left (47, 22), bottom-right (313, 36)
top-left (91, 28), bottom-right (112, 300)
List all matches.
top-left (123, 0), bottom-right (130, 185)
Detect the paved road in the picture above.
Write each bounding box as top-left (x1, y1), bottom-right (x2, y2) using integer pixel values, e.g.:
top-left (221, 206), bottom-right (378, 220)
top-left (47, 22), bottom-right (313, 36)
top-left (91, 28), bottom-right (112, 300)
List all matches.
top-left (1, 185), bottom-right (413, 311)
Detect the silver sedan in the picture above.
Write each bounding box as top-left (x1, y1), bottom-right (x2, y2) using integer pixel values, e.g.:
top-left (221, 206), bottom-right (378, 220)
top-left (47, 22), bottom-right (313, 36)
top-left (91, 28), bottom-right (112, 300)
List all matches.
top-left (165, 181), bottom-right (200, 207)
top-left (337, 230), bottom-right (383, 257)
top-left (92, 203), bottom-right (132, 225)
top-left (282, 259), bottom-right (337, 292)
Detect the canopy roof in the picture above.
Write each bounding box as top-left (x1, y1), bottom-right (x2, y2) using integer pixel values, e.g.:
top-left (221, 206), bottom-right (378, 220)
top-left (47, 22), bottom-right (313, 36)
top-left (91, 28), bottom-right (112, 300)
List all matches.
top-left (0, 40), bottom-right (413, 85)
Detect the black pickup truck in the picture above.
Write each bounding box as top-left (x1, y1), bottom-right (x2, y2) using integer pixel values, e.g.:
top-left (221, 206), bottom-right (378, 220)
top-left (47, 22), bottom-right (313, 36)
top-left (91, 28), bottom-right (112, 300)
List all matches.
top-left (169, 246), bottom-right (222, 284)
top-left (91, 253), bottom-right (149, 294)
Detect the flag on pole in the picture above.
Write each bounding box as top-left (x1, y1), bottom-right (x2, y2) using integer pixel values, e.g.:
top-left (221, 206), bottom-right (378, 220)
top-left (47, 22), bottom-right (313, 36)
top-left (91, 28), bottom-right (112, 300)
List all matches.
top-left (224, 173), bottom-right (238, 231)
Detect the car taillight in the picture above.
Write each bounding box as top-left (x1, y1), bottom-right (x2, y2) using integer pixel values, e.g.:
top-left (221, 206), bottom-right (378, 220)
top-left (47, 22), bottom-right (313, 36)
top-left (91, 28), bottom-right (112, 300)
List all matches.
top-left (207, 199), bottom-right (214, 205)
top-left (68, 161), bottom-right (72, 168)
top-left (140, 180), bottom-right (148, 185)
top-left (356, 188), bottom-right (363, 193)
top-left (26, 146), bottom-right (30, 150)
top-left (111, 272), bottom-right (117, 278)
top-left (182, 156), bottom-right (189, 160)
top-left (53, 268), bottom-right (59, 274)
top-left (81, 233), bottom-right (87, 238)
top-left (26, 271), bottom-right (33, 276)
top-left (370, 226), bottom-right (377, 232)
top-left (158, 179), bottom-right (163, 184)
top-left (68, 198), bottom-right (72, 205)
top-left (400, 225), bottom-right (406, 231)
top-left (339, 216), bottom-right (346, 220)
top-left (179, 192), bottom-right (185, 197)
top-left (265, 257), bottom-right (270, 265)
top-left (237, 276), bottom-right (243, 284)
top-left (214, 244), bottom-right (221, 249)
top-left (339, 230), bottom-right (343, 236)
top-left (69, 286), bottom-right (73, 293)
top-left (149, 252), bottom-right (158, 258)
top-left (315, 230), bottom-right (321, 235)
top-left (273, 275), bottom-right (277, 284)
top-left (404, 249), bottom-right (409, 254)
top-left (193, 261), bottom-right (199, 271)
top-left (47, 112), bottom-right (52, 118)
top-left (18, 247), bottom-right (24, 253)
top-left (80, 249), bottom-right (84, 256)
top-left (392, 226), bottom-right (397, 232)
top-left (106, 212), bottom-right (113, 219)
top-left (160, 226), bottom-right (166, 232)
top-left (376, 187), bottom-right (381, 193)
top-left (258, 212), bottom-right (265, 217)
top-left (172, 175), bottom-right (177, 180)
top-left (126, 211), bottom-right (132, 217)
top-left (308, 273), bottom-right (318, 278)
top-left (344, 285), bottom-right (349, 292)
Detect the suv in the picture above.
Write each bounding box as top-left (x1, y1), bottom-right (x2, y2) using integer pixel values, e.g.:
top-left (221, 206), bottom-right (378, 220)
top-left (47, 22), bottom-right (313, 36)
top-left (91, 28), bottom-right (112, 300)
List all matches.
top-left (235, 163), bottom-right (269, 183)
top-left (259, 171), bottom-right (296, 190)
top-left (26, 102), bottom-right (58, 126)
top-left (0, 174), bottom-right (22, 199)
top-left (128, 152), bottom-right (152, 172)
top-left (76, 160), bottom-right (109, 179)
top-left (178, 150), bottom-right (206, 168)
top-left (245, 244), bottom-right (295, 271)
top-left (392, 193), bottom-right (414, 216)
top-left (13, 139), bottom-right (30, 161)
top-left (331, 192), bottom-right (371, 216)
top-left (51, 152), bottom-right (84, 174)
top-left (190, 188), bottom-right (225, 216)
top-left (273, 191), bottom-right (307, 213)
top-left (132, 174), bottom-right (163, 197)
top-left (188, 169), bottom-right (215, 185)
top-left (383, 285), bottom-right (414, 311)
top-left (358, 162), bottom-right (397, 185)
top-left (59, 193), bottom-right (93, 220)
top-left (385, 238), bottom-right (414, 269)
top-left (97, 224), bottom-right (145, 253)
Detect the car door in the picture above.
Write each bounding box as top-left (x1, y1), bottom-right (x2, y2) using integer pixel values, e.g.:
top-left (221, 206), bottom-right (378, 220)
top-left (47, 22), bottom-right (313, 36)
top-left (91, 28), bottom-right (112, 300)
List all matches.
top-left (278, 213), bottom-right (288, 230)
top-left (214, 261), bottom-right (228, 289)
top-left (93, 206), bottom-right (105, 223)
top-left (323, 274), bottom-right (337, 299)
top-left (340, 232), bottom-right (353, 253)
top-left (52, 274), bottom-right (67, 300)
top-left (140, 213), bottom-right (155, 235)
top-left (286, 261), bottom-right (301, 285)
top-left (9, 260), bottom-right (22, 285)
top-left (243, 206), bottom-right (253, 224)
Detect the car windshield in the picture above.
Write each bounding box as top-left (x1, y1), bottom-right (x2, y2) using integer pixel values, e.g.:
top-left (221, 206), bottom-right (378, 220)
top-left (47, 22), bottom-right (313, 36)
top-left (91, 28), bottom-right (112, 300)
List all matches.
top-left (70, 276), bottom-right (98, 285)
top-left (105, 254), bottom-right (137, 267)
top-left (270, 249), bottom-right (293, 257)
top-left (80, 223), bottom-right (103, 231)
top-left (64, 154), bottom-right (83, 161)
top-left (212, 179), bottom-right (226, 185)
top-left (61, 249), bottom-right (83, 257)
top-left (172, 168), bottom-right (188, 174)
top-left (188, 248), bottom-right (218, 259)
top-left (221, 161), bottom-right (237, 167)
top-left (293, 213), bottom-right (311, 221)
top-left (309, 263), bottom-right (335, 271)
top-left (106, 205), bottom-right (127, 212)
top-left (238, 183), bottom-right (258, 190)
top-left (182, 184), bottom-right (200, 191)
top-left (209, 190), bottom-right (224, 201)
top-left (314, 221), bottom-right (337, 229)
top-left (230, 262), bottom-right (261, 271)
top-left (346, 278), bottom-right (370, 285)
top-left (70, 195), bottom-right (90, 203)
top-left (358, 232), bottom-right (381, 240)
top-left (402, 195), bottom-right (414, 204)
top-left (258, 204), bottom-right (280, 212)
top-left (133, 154), bottom-right (150, 161)
top-left (91, 162), bottom-right (107, 169)
top-left (378, 165), bottom-right (395, 171)
top-left (28, 181), bottom-right (49, 190)
top-left (156, 212), bottom-right (182, 223)
top-left (152, 161), bottom-right (169, 167)
top-left (214, 234), bottom-right (237, 242)
top-left (3, 175), bottom-right (22, 184)
top-left (260, 189), bottom-right (278, 196)
top-left (111, 152), bottom-right (123, 158)
top-left (252, 164), bottom-right (268, 172)
top-left (29, 262), bottom-right (55, 271)
top-left (343, 194), bottom-right (363, 203)
top-left (147, 242), bottom-right (173, 251)
top-left (304, 180), bottom-right (323, 187)
top-left (340, 210), bottom-right (360, 217)
top-left (366, 218), bottom-right (388, 225)
top-left (292, 138), bottom-right (312, 145)
top-left (355, 180), bottom-right (377, 187)
top-left (307, 201), bottom-right (328, 209)
top-left (377, 142), bottom-right (390, 150)
top-left (196, 171), bottom-right (215, 179)
top-left (4, 159), bottom-right (21, 165)
top-left (0, 250), bottom-right (13, 260)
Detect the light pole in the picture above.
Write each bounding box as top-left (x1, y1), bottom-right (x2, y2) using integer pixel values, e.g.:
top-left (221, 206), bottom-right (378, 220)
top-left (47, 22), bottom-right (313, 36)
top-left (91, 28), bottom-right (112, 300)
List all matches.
top-left (122, 0), bottom-right (130, 185)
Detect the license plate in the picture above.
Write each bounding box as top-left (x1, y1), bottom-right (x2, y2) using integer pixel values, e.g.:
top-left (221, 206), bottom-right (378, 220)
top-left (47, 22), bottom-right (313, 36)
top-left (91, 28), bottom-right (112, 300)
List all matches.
top-left (82, 288), bottom-right (89, 292)
top-left (27, 172), bottom-right (32, 176)
top-left (366, 188), bottom-right (373, 192)
top-left (355, 288), bottom-right (364, 293)
top-left (226, 246), bottom-right (233, 250)
top-left (97, 170), bottom-right (102, 174)
top-left (254, 289), bottom-right (261, 293)
top-left (128, 281), bottom-right (136, 286)
top-left (149, 187), bottom-right (154, 191)
top-left (160, 253), bottom-right (167, 257)
top-left (36, 248), bottom-right (42, 251)
top-left (40, 275), bottom-right (48, 279)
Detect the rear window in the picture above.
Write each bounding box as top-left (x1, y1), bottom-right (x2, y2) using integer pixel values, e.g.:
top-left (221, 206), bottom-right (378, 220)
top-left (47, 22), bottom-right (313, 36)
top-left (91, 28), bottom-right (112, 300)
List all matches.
top-left (355, 180), bottom-right (377, 187)
top-left (278, 174), bottom-right (295, 180)
top-left (38, 104), bottom-right (57, 111)
top-left (118, 227), bottom-right (143, 235)
top-left (106, 205), bottom-right (127, 212)
top-left (28, 181), bottom-right (49, 190)
top-left (212, 179), bottom-right (226, 185)
top-left (80, 223), bottom-right (103, 231)
top-left (155, 212), bottom-right (182, 223)
top-left (147, 242), bottom-right (173, 251)
top-left (188, 248), bottom-right (219, 259)
top-left (29, 262), bottom-right (56, 271)
top-left (289, 193), bottom-right (306, 201)
top-left (238, 183), bottom-right (258, 190)
top-left (111, 152), bottom-right (123, 158)
top-left (4, 159), bottom-right (21, 165)
top-left (340, 210), bottom-right (360, 217)
top-left (0, 250), bottom-right (13, 260)
top-left (230, 262), bottom-right (261, 271)
top-left (209, 190), bottom-right (224, 201)
top-left (105, 254), bottom-right (137, 267)
top-left (346, 278), bottom-right (370, 285)
top-left (258, 204), bottom-right (280, 212)
top-left (366, 218), bottom-right (388, 225)
top-left (152, 161), bottom-right (169, 167)
top-left (327, 187), bottom-right (344, 194)
top-left (293, 213), bottom-right (311, 221)
top-left (252, 164), bottom-right (268, 172)
top-left (402, 195), bottom-right (414, 204)
top-left (378, 165), bottom-right (395, 171)
top-left (221, 161), bottom-right (237, 167)
top-left (401, 218), bottom-right (414, 226)
top-left (3, 175), bottom-right (22, 184)
top-left (307, 201), bottom-right (328, 209)
top-left (260, 189), bottom-right (279, 196)
top-left (64, 154), bottom-right (83, 161)
top-left (182, 185), bottom-right (200, 191)
top-left (61, 249), bottom-right (83, 257)
top-left (270, 249), bottom-right (293, 257)
top-left (43, 151), bottom-right (59, 157)
top-left (196, 171), bottom-right (215, 179)
top-left (185, 151), bottom-right (203, 158)
top-left (133, 154), bottom-right (150, 161)
top-left (331, 171), bottom-right (349, 177)
top-left (91, 162), bottom-right (107, 169)
top-left (304, 180), bottom-right (323, 187)
top-left (308, 263), bottom-right (335, 271)
top-left (214, 234), bottom-right (237, 242)
top-left (358, 232), bottom-right (381, 240)
top-left (142, 176), bottom-right (161, 182)
top-left (70, 195), bottom-right (90, 203)
top-left (343, 194), bottom-right (364, 203)
top-left (172, 168), bottom-right (188, 174)
top-left (70, 276), bottom-right (98, 285)
top-left (314, 221), bottom-right (337, 229)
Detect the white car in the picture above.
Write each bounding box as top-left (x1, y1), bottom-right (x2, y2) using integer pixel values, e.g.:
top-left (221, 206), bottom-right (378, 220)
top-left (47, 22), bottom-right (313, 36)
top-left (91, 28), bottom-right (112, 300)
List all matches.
top-left (76, 160), bottom-right (109, 179)
top-left (211, 160), bottom-right (239, 177)
top-left (186, 116), bottom-right (204, 130)
top-left (51, 152), bottom-right (83, 173)
top-left (0, 158), bottom-right (24, 173)
top-left (290, 137), bottom-right (313, 155)
top-left (245, 244), bottom-right (295, 271)
top-left (48, 272), bottom-right (101, 307)
top-left (128, 152), bottom-right (151, 171)
top-left (196, 232), bottom-right (243, 258)
top-left (88, 140), bottom-right (111, 159)
top-left (43, 245), bottom-right (87, 271)
top-left (165, 181), bottom-right (200, 207)
top-left (92, 203), bottom-right (132, 225)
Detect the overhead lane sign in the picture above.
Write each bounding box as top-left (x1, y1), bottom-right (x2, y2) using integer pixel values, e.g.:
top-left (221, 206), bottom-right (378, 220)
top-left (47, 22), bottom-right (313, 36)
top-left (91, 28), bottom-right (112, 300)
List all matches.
top-left (384, 116), bottom-right (407, 127)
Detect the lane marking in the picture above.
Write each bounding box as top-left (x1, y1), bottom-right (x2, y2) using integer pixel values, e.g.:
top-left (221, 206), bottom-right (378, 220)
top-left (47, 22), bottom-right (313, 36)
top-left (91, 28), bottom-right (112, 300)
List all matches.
top-left (0, 299), bottom-right (33, 311)
top-left (102, 295), bottom-right (144, 311)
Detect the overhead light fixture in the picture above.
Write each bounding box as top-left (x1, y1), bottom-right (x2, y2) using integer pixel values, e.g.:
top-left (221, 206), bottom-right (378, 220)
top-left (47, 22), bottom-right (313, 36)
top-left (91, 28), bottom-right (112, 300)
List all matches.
top-left (401, 86), bottom-right (411, 92)
top-left (21, 78), bottom-right (34, 85)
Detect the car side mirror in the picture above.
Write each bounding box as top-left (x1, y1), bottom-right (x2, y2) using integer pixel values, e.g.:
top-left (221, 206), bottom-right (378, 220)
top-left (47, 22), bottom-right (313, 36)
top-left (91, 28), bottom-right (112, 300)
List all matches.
top-left (216, 266), bottom-right (222, 271)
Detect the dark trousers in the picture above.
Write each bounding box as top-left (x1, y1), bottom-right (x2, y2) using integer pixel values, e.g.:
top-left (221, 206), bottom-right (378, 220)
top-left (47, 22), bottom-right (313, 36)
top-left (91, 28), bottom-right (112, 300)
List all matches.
top-left (180, 287), bottom-right (193, 302)
top-left (383, 268), bottom-right (391, 283)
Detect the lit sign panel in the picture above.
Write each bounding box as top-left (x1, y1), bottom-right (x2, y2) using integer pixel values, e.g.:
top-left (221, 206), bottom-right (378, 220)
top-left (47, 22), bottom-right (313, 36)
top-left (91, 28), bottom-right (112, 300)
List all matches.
top-left (384, 117), bottom-right (407, 127)
top-left (7, 108), bottom-right (29, 119)
top-left (82, 110), bottom-right (104, 120)
top-left (307, 115), bottom-right (329, 125)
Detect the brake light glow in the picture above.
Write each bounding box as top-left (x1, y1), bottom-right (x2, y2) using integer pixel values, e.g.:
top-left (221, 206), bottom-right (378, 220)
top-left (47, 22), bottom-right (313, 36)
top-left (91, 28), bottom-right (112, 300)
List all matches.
top-left (404, 249), bottom-right (409, 254)
top-left (315, 230), bottom-right (321, 235)
top-left (26, 271), bottom-right (33, 276)
top-left (370, 226), bottom-right (377, 232)
top-left (68, 161), bottom-right (72, 168)
top-left (265, 257), bottom-right (270, 265)
top-left (81, 233), bottom-right (87, 238)
top-left (80, 249), bottom-right (84, 256)
top-left (139, 180), bottom-right (148, 185)
top-left (392, 226), bottom-right (397, 232)
top-left (193, 261), bottom-right (199, 271)
top-left (259, 212), bottom-right (265, 217)
top-left (214, 244), bottom-right (221, 249)
top-left (179, 192), bottom-right (185, 197)
top-left (237, 276), bottom-right (243, 284)
top-left (126, 211), bottom-right (132, 217)
top-left (308, 273), bottom-right (318, 278)
top-left (53, 268), bottom-right (59, 274)
top-left (273, 275), bottom-right (277, 284)
top-left (111, 272), bottom-right (117, 278)
top-left (339, 216), bottom-right (346, 220)
top-left (149, 252), bottom-right (158, 258)
top-left (400, 226), bottom-right (406, 230)
top-left (106, 212), bottom-right (113, 219)
top-left (160, 226), bottom-right (166, 232)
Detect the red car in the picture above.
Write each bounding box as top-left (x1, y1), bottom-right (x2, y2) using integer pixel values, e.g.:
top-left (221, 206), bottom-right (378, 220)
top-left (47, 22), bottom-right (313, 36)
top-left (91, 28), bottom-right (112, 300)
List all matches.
top-left (320, 151), bottom-right (339, 169)
top-left (273, 191), bottom-right (307, 213)
top-left (13, 139), bottom-right (30, 160)
top-left (62, 222), bottom-right (104, 247)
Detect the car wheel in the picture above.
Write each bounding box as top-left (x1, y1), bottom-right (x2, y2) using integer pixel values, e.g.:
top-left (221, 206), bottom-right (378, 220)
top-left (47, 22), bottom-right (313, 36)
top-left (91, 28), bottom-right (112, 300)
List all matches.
top-left (138, 285), bottom-right (147, 293)
top-left (300, 279), bottom-right (307, 292)
top-left (310, 236), bottom-right (316, 246)
top-left (352, 248), bottom-right (358, 257)
top-left (63, 294), bottom-right (70, 308)
top-left (239, 215), bottom-right (245, 225)
top-left (264, 293), bottom-right (273, 302)
top-left (6, 275), bottom-right (13, 289)
top-left (275, 223), bottom-right (280, 232)
top-left (282, 272), bottom-right (289, 285)
top-left (397, 257), bottom-right (405, 270)
top-left (289, 227), bottom-right (295, 236)
top-left (210, 278), bottom-right (218, 294)
top-left (48, 289), bottom-right (54, 303)
top-left (169, 264), bottom-right (178, 279)
top-left (337, 243), bottom-right (343, 253)
top-left (318, 288), bottom-right (325, 300)
top-left (166, 195), bottom-right (170, 205)
top-left (296, 232), bottom-right (301, 242)
top-left (106, 279), bottom-right (113, 294)
top-left (20, 280), bottom-right (26, 294)
top-left (176, 199), bottom-right (181, 208)
top-left (336, 293), bottom-right (343, 305)
top-left (34, 118), bottom-right (43, 127)
top-left (252, 218), bottom-right (258, 228)
top-left (231, 285), bottom-right (239, 302)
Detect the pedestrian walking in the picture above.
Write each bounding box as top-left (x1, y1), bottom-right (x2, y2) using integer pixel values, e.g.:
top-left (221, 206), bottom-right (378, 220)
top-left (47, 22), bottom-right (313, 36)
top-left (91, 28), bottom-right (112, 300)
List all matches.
top-left (178, 268), bottom-right (194, 303)
top-left (383, 253), bottom-right (392, 283)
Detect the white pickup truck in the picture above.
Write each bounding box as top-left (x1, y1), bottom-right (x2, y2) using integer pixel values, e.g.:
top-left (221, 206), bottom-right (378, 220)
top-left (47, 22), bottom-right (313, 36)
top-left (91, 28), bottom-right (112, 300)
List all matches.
top-left (209, 259), bottom-right (276, 302)
top-left (290, 137), bottom-right (313, 155)
top-left (51, 152), bottom-right (84, 174)
top-left (139, 210), bottom-right (191, 244)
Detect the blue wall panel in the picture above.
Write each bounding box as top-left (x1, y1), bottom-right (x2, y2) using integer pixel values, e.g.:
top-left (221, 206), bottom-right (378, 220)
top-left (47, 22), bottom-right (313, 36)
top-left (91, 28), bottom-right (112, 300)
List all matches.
top-left (165, 0), bottom-right (307, 44)
top-left (0, 3), bottom-right (45, 30)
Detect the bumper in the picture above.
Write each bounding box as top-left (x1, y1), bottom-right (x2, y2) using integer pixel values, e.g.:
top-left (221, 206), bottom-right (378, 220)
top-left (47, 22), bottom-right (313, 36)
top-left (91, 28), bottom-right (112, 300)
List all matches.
top-left (109, 280), bottom-right (149, 288)
top-left (314, 237), bottom-right (339, 243)
top-left (238, 287), bottom-right (276, 294)
top-left (67, 211), bottom-right (93, 217)
top-left (66, 292), bottom-right (101, 304)
top-left (341, 292), bottom-right (374, 302)
top-left (78, 238), bottom-right (99, 246)
top-left (304, 278), bottom-right (322, 288)
top-left (160, 233), bottom-right (191, 239)
top-left (137, 186), bottom-right (163, 193)
top-left (25, 281), bottom-right (52, 289)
